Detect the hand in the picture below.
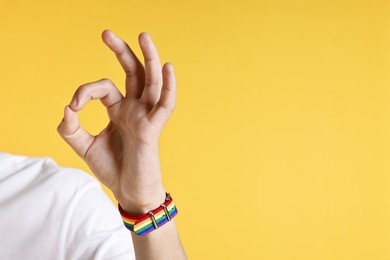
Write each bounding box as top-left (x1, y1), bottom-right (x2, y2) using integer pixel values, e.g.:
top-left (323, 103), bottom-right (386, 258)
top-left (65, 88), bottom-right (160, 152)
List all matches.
top-left (57, 30), bottom-right (176, 214)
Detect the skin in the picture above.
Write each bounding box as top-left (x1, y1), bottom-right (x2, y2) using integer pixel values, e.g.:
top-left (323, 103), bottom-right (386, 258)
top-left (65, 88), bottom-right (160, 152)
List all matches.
top-left (57, 30), bottom-right (187, 260)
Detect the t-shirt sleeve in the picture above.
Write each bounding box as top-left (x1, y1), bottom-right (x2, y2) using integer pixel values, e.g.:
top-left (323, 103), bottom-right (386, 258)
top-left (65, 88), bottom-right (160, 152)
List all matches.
top-left (62, 176), bottom-right (135, 260)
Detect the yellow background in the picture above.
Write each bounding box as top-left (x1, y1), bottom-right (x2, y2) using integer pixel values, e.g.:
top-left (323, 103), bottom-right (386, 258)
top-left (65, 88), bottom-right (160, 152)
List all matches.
top-left (0, 0), bottom-right (388, 259)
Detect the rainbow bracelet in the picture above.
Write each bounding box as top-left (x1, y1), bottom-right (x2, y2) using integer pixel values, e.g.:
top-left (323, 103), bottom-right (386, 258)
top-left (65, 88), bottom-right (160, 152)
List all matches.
top-left (118, 193), bottom-right (178, 236)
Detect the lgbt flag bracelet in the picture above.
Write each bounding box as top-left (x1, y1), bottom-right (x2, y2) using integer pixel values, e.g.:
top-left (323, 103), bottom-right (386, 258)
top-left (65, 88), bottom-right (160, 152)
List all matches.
top-left (118, 193), bottom-right (178, 236)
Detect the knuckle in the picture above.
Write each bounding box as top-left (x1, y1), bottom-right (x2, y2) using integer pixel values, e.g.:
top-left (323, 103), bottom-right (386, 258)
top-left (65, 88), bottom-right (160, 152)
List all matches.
top-left (76, 83), bottom-right (91, 95)
top-left (160, 101), bottom-right (176, 112)
top-left (125, 68), bottom-right (140, 78)
top-left (99, 78), bottom-right (113, 86)
top-left (56, 123), bottom-right (63, 135)
top-left (145, 78), bottom-right (162, 88)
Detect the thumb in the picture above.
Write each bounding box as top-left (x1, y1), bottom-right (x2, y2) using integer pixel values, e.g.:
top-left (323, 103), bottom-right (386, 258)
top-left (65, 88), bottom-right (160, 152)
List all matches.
top-left (57, 105), bottom-right (95, 159)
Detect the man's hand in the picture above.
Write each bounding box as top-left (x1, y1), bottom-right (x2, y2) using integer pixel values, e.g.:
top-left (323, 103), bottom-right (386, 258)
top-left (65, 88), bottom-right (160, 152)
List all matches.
top-left (57, 30), bottom-right (176, 214)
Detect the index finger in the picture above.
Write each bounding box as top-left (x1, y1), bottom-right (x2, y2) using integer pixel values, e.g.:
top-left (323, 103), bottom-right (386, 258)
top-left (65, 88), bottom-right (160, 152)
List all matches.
top-left (101, 30), bottom-right (145, 98)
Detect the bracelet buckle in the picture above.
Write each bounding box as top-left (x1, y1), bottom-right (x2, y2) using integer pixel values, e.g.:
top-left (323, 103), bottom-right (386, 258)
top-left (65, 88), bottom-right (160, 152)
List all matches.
top-left (118, 192), bottom-right (178, 236)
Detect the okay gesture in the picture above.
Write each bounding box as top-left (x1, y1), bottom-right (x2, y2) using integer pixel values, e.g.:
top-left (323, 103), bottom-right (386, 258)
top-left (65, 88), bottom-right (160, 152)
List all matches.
top-left (58, 30), bottom-right (176, 214)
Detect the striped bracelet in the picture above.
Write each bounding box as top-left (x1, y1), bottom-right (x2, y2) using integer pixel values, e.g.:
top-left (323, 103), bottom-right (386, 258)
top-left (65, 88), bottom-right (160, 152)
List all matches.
top-left (118, 193), bottom-right (178, 236)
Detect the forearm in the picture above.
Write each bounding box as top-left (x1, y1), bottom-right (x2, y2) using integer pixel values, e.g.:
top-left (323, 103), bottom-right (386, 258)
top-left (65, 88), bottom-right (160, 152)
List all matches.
top-left (114, 141), bottom-right (166, 213)
top-left (129, 217), bottom-right (187, 260)
top-left (116, 143), bottom-right (187, 260)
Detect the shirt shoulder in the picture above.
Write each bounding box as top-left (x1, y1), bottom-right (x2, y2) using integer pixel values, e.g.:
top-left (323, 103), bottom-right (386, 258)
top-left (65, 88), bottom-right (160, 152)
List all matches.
top-left (0, 152), bottom-right (135, 260)
top-left (0, 151), bottom-right (97, 192)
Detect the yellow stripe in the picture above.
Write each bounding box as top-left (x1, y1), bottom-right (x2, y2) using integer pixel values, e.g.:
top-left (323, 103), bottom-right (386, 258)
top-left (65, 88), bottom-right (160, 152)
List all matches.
top-left (135, 204), bottom-right (176, 230)
top-left (136, 211), bottom-right (165, 228)
top-left (122, 218), bottom-right (136, 225)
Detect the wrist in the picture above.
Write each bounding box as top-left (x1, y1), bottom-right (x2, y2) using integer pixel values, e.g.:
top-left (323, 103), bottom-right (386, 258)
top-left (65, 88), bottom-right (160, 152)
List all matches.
top-left (116, 186), bottom-right (167, 215)
top-left (122, 134), bottom-right (159, 150)
top-left (118, 192), bottom-right (179, 236)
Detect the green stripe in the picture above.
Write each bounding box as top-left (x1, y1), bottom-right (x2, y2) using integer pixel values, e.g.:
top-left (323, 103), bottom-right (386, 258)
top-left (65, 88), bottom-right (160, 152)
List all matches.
top-left (135, 206), bottom-right (177, 232)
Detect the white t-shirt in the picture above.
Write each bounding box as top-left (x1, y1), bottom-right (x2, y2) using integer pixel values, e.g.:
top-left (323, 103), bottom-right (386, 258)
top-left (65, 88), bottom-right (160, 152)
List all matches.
top-left (0, 152), bottom-right (136, 259)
